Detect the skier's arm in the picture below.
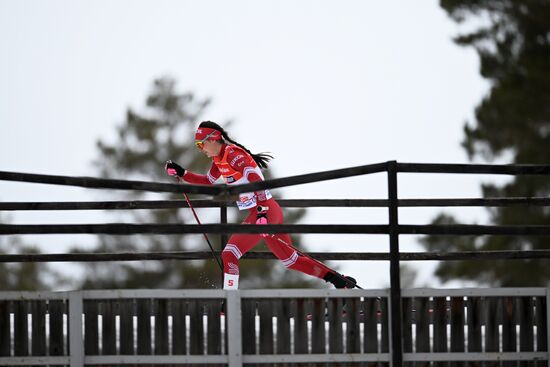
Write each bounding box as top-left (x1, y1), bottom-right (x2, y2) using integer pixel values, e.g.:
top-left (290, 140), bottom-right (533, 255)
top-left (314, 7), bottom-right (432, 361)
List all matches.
top-left (183, 164), bottom-right (221, 185)
top-left (226, 152), bottom-right (268, 204)
top-left (246, 171), bottom-right (268, 203)
top-left (165, 160), bottom-right (220, 185)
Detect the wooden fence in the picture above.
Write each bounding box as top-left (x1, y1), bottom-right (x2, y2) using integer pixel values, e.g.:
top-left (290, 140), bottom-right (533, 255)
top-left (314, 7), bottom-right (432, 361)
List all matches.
top-left (0, 288), bottom-right (548, 366)
top-left (1, 161), bottom-right (550, 366)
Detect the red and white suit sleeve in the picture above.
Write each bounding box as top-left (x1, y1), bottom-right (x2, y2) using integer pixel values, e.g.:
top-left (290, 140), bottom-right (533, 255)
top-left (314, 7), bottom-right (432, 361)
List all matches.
top-left (226, 150), bottom-right (268, 204)
top-left (182, 164), bottom-right (221, 185)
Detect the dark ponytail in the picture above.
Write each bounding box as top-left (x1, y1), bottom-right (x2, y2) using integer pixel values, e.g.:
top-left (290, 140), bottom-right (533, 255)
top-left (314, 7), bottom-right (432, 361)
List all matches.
top-left (198, 121), bottom-right (273, 169)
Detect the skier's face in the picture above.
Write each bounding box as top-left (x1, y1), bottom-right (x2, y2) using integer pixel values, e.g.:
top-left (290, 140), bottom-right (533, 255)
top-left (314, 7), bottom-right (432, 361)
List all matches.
top-left (199, 139), bottom-right (222, 158)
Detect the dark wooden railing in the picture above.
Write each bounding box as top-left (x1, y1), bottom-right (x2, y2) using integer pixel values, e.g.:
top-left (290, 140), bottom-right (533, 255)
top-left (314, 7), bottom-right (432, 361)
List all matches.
top-left (1, 160), bottom-right (549, 366)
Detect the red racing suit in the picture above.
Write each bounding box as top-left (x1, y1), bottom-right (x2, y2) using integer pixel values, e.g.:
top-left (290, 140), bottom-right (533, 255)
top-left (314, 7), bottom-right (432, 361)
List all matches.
top-left (182, 144), bottom-right (329, 280)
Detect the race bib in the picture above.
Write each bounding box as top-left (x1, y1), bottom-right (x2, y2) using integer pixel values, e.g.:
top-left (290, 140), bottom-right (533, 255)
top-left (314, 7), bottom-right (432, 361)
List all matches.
top-left (236, 193), bottom-right (257, 210)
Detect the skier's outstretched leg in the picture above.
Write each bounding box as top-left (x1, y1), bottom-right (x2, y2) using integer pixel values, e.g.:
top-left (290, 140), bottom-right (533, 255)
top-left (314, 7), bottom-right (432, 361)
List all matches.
top-left (265, 233), bottom-right (357, 288)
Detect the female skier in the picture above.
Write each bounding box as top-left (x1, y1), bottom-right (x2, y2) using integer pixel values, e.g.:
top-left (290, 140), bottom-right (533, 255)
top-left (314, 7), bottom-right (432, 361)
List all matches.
top-left (165, 121), bottom-right (356, 290)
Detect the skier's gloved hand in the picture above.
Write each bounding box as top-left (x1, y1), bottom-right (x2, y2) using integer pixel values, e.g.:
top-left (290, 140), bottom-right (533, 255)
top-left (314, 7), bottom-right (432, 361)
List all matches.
top-left (165, 160), bottom-right (185, 177)
top-left (256, 205), bottom-right (269, 238)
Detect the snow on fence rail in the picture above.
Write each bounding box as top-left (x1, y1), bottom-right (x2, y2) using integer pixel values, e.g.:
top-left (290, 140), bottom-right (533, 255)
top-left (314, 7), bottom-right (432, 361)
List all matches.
top-left (0, 288), bottom-right (548, 366)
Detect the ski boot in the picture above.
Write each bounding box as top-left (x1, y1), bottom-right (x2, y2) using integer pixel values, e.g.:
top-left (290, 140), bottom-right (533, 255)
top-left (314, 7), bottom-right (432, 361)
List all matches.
top-left (323, 272), bottom-right (357, 289)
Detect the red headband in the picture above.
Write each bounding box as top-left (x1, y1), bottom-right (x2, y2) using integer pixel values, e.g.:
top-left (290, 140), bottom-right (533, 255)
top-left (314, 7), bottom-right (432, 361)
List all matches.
top-left (195, 127), bottom-right (222, 142)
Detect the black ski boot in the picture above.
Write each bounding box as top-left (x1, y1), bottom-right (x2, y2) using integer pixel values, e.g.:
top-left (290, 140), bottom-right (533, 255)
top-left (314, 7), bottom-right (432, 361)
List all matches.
top-left (323, 272), bottom-right (357, 289)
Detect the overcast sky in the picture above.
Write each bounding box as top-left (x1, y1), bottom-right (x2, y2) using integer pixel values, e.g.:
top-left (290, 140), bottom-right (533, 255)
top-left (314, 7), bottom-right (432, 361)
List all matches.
top-left (0, 0), bottom-right (500, 289)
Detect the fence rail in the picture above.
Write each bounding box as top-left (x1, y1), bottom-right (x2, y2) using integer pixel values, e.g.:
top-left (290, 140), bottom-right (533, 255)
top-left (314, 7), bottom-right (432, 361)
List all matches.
top-left (3, 223), bottom-right (550, 236)
top-left (1, 250), bottom-right (550, 263)
top-left (2, 160), bottom-right (550, 366)
top-left (3, 162), bottom-right (548, 196)
top-left (2, 197), bottom-right (550, 211)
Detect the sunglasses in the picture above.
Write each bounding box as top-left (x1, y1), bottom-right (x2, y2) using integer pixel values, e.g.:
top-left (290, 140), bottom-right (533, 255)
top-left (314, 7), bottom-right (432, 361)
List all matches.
top-left (195, 130), bottom-right (218, 149)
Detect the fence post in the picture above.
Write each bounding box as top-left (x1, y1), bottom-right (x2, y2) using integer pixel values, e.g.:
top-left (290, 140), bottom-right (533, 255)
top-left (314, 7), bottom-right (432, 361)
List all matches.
top-left (547, 287), bottom-right (550, 367)
top-left (220, 198), bottom-right (228, 286)
top-left (220, 200), bottom-right (228, 248)
top-left (226, 290), bottom-right (242, 367)
top-left (387, 160), bottom-right (403, 366)
top-left (69, 291), bottom-right (84, 367)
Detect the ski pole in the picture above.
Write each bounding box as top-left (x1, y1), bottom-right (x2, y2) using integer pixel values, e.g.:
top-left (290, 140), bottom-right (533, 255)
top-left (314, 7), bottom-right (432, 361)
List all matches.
top-left (272, 235), bottom-right (363, 289)
top-left (182, 192), bottom-right (224, 272)
top-left (173, 176), bottom-right (224, 273)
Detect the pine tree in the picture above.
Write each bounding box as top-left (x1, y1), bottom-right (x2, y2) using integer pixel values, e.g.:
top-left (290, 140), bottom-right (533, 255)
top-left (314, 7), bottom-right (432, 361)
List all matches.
top-left (0, 214), bottom-right (67, 290)
top-left (420, 1), bottom-right (550, 286)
